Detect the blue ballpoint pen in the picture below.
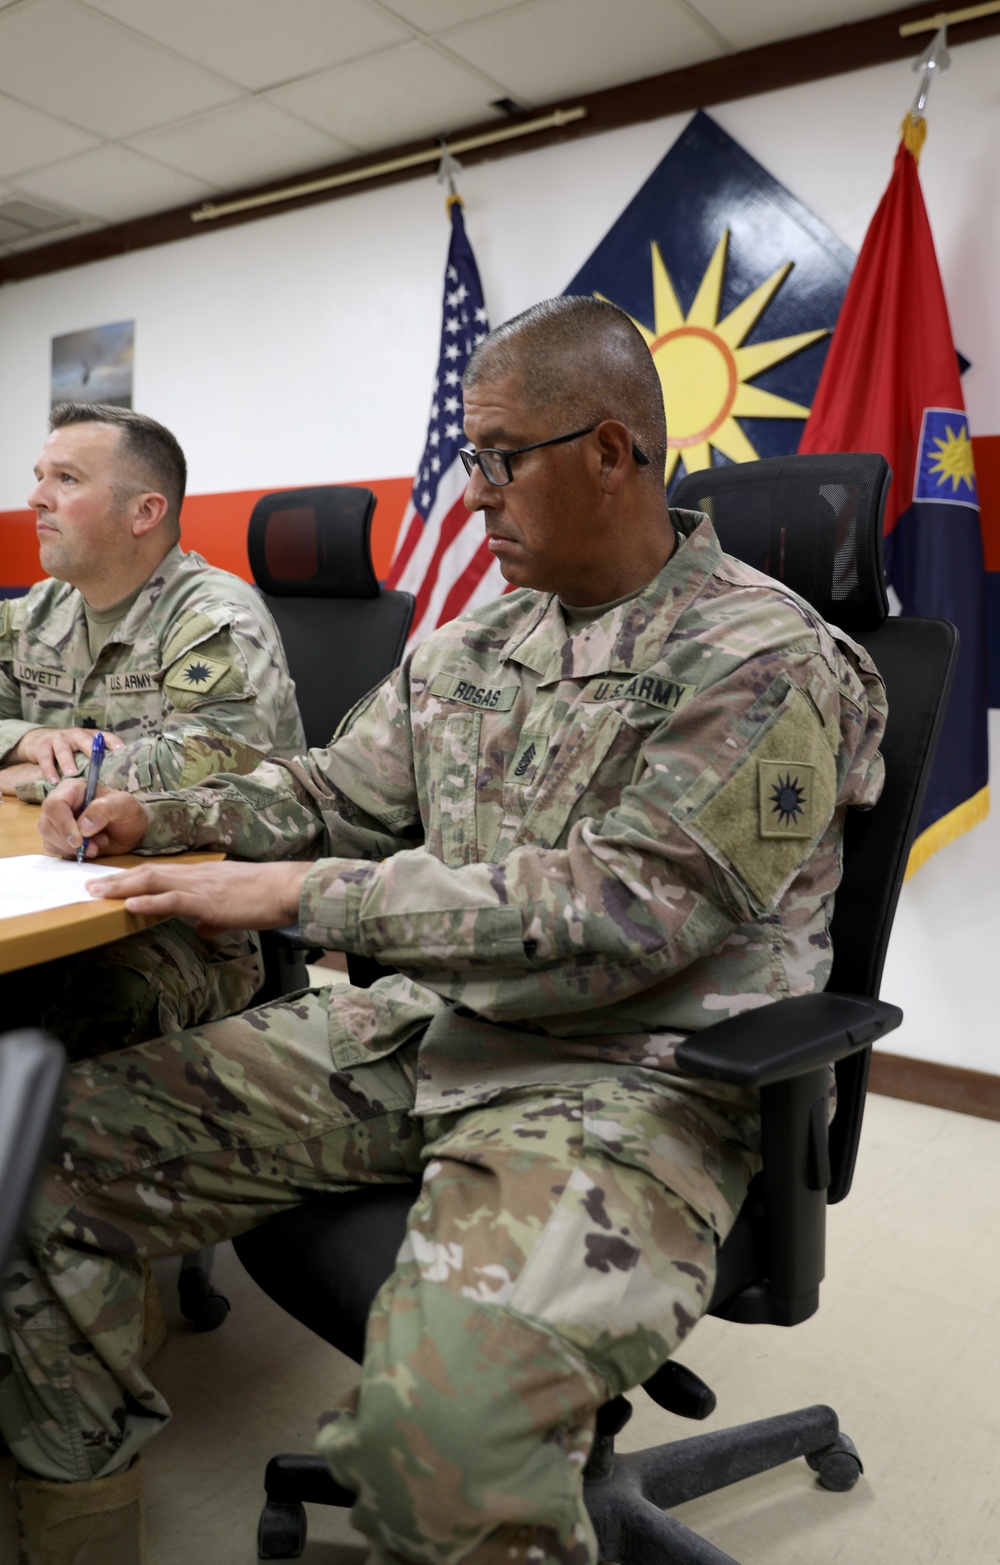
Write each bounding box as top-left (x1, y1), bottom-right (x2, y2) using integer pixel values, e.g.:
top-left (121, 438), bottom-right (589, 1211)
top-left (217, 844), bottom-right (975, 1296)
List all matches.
top-left (76, 732), bottom-right (107, 864)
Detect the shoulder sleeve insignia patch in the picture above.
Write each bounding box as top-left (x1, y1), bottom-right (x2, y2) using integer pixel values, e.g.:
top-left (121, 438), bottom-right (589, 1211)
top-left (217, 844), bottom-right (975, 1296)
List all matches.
top-left (164, 652), bottom-right (230, 697)
top-left (758, 760), bottom-right (814, 839)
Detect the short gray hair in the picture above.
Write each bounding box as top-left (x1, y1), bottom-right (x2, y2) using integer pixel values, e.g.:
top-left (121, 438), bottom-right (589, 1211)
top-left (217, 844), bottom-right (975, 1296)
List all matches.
top-left (464, 296), bottom-right (667, 484)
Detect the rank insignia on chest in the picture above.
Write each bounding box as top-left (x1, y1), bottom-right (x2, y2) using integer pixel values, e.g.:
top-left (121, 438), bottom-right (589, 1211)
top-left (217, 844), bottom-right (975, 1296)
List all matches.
top-left (164, 652), bottom-right (230, 696)
top-left (758, 760), bottom-right (814, 839)
top-left (508, 731), bottom-right (547, 785)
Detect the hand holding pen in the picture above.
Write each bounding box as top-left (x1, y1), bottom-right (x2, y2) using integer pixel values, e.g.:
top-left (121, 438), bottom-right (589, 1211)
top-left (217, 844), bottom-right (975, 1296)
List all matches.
top-left (76, 732), bottom-right (107, 864)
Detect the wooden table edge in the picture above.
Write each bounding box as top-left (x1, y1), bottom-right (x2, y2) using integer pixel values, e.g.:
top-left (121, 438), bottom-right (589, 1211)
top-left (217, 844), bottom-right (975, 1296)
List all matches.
top-left (1, 802), bottom-right (224, 973)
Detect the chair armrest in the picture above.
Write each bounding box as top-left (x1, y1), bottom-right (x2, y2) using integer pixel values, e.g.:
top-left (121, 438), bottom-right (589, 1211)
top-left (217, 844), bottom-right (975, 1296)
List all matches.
top-left (675, 994), bottom-right (901, 1321)
top-left (673, 993), bottom-right (902, 1089)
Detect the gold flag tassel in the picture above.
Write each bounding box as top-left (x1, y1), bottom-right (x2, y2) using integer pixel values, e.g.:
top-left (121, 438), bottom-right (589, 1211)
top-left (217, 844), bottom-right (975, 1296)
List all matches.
top-left (900, 112), bottom-right (928, 162)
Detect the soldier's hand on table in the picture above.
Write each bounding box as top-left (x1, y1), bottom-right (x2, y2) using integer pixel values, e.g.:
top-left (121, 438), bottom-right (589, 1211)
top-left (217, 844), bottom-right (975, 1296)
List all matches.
top-left (38, 779), bottom-right (152, 859)
top-left (13, 725), bottom-right (126, 786)
top-left (87, 860), bottom-right (312, 937)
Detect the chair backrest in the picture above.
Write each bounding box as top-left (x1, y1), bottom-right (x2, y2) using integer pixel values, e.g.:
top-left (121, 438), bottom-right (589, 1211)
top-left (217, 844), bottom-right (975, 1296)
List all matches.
top-left (0, 1031), bottom-right (65, 1271)
top-left (671, 454), bottom-right (957, 1204)
top-left (248, 486), bottom-right (414, 750)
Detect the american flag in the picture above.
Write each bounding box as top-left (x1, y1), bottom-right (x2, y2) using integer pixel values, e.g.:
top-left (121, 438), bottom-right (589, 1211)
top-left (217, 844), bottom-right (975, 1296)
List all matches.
top-left (386, 198), bottom-right (505, 644)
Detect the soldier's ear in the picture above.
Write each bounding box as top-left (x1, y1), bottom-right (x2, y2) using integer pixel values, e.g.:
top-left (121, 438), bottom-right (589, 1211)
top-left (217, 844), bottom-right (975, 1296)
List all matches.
top-left (594, 420), bottom-right (634, 493)
top-left (130, 490), bottom-right (169, 537)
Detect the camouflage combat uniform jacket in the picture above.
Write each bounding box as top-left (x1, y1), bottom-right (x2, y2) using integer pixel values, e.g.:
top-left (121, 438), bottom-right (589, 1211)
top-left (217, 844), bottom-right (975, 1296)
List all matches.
top-left (139, 510), bottom-right (887, 1181)
top-left (0, 542), bottom-right (305, 794)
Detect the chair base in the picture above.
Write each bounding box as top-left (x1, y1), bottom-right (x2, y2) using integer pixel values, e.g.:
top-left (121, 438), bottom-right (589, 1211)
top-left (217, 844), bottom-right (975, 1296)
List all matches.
top-left (178, 1247), bottom-right (230, 1331)
top-left (254, 1404), bottom-right (862, 1563)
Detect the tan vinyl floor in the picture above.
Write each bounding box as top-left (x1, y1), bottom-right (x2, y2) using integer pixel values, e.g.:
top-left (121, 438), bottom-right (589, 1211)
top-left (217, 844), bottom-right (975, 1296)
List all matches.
top-left (3, 1089), bottom-right (999, 1565)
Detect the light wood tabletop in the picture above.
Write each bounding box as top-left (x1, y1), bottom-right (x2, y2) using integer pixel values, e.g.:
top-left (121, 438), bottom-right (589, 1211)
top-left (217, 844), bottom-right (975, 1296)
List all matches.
top-left (0, 797), bottom-right (222, 975)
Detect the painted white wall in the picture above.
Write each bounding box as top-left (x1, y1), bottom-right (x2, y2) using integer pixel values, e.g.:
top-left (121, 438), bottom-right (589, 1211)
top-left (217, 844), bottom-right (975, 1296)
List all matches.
top-left (0, 34), bottom-right (997, 1074)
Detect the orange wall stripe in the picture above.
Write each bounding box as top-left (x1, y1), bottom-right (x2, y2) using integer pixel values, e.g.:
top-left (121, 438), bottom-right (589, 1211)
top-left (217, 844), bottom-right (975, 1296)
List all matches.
top-left (0, 476), bottom-right (413, 589)
top-left (2, 450), bottom-right (997, 587)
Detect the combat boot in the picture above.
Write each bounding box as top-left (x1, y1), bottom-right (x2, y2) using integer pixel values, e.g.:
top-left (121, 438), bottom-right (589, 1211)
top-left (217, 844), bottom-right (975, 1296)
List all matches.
top-left (13, 1457), bottom-right (145, 1565)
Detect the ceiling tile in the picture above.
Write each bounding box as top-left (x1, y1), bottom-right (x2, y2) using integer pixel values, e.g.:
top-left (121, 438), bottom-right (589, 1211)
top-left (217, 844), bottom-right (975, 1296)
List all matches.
top-left (686, 0), bottom-right (896, 52)
top-left (267, 41), bottom-right (504, 153)
top-left (0, 95), bottom-right (101, 179)
top-left (127, 101), bottom-right (354, 189)
top-left (82, 0), bottom-right (412, 91)
top-left (442, 0), bottom-right (721, 102)
top-left (0, 0), bottom-right (241, 139)
top-left (11, 145), bottom-right (217, 223)
top-left (378, 0), bottom-right (522, 30)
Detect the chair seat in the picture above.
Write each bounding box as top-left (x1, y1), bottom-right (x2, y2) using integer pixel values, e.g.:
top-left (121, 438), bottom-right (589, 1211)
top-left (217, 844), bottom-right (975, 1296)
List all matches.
top-left (233, 1174), bottom-right (768, 1376)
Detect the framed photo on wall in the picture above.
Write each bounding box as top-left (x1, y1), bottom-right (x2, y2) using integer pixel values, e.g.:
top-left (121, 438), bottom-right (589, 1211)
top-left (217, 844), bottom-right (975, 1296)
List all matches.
top-left (50, 319), bottom-right (134, 409)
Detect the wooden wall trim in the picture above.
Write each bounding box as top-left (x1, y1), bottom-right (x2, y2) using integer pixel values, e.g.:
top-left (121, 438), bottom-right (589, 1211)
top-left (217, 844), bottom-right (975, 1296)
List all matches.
top-left (869, 1050), bottom-right (1000, 1121)
top-left (3, 2), bottom-right (1000, 285)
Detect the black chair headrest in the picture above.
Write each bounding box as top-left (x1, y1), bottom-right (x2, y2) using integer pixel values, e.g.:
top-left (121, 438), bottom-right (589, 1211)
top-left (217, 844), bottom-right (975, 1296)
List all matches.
top-left (247, 486), bottom-right (380, 599)
top-left (670, 453), bottom-right (892, 633)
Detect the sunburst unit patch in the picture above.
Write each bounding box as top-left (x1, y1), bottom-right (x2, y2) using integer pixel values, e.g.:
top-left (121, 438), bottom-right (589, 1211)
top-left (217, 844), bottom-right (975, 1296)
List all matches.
top-left (758, 759), bottom-right (814, 839)
top-left (164, 651), bottom-right (230, 696)
top-left (914, 408), bottom-right (979, 510)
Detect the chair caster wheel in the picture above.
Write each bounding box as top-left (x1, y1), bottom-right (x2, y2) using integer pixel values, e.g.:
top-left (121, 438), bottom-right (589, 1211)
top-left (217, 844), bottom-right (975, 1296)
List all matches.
top-left (178, 1266), bottom-right (231, 1331)
top-left (258, 1498), bottom-right (307, 1558)
top-left (807, 1432), bottom-right (863, 1491)
top-left (186, 1290), bottom-right (231, 1331)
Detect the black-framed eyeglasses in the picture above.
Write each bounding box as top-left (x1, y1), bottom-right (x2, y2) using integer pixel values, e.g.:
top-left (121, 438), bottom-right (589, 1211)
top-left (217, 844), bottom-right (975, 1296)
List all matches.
top-left (459, 425), bottom-right (650, 487)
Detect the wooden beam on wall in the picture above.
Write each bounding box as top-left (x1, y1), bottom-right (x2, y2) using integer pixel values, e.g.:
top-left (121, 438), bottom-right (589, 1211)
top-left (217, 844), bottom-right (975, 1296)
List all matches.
top-left (2, 1), bottom-right (999, 285)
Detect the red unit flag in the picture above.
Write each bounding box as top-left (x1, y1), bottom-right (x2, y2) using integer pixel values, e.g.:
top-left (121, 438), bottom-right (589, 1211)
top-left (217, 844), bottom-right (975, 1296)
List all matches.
top-left (800, 124), bottom-right (989, 872)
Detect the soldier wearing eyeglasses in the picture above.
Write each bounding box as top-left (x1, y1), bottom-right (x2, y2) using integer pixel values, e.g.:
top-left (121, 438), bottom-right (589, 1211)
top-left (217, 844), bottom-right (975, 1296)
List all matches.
top-left (3, 298), bottom-right (886, 1565)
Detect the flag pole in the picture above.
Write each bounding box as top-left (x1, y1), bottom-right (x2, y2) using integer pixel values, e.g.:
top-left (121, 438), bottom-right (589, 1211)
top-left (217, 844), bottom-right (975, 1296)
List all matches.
top-left (902, 21), bottom-right (950, 160)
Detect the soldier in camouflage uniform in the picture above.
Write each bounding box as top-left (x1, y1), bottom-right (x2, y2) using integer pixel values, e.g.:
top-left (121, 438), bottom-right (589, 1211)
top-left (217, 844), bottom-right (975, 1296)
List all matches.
top-left (1, 300), bottom-right (887, 1565)
top-left (0, 403), bottom-right (304, 1055)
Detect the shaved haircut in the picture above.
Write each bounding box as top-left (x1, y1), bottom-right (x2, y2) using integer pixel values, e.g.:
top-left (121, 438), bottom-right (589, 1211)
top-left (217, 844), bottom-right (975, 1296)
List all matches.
top-left (50, 403), bottom-right (187, 539)
top-left (464, 296), bottom-right (667, 485)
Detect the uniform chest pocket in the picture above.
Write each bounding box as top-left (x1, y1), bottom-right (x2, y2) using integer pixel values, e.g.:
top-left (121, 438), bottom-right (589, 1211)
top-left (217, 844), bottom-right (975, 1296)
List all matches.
top-left (100, 671), bottom-right (163, 739)
top-left (509, 706), bottom-right (626, 851)
top-left (425, 711), bottom-right (482, 868)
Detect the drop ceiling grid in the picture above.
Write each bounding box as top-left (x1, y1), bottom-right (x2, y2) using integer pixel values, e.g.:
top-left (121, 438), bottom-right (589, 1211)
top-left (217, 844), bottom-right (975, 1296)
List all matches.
top-left (0, 0), bottom-right (926, 252)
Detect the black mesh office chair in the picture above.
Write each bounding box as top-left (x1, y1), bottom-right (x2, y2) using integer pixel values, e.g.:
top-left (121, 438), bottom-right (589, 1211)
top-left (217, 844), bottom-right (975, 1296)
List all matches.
top-left (247, 485), bottom-right (414, 754)
top-left (234, 454), bottom-right (957, 1563)
top-left (177, 486), bottom-right (414, 1332)
top-left (245, 484), bottom-right (414, 1001)
top-left (0, 1030), bottom-right (65, 1272)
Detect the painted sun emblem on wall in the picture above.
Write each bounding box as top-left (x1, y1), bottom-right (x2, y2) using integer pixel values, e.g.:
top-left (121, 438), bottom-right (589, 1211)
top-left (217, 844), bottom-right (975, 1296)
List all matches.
top-left (928, 422), bottom-right (976, 493)
top-left (603, 232), bottom-right (828, 485)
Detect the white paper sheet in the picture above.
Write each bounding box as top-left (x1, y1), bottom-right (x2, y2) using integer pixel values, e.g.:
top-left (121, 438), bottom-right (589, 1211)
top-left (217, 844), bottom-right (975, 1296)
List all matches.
top-left (0, 855), bottom-right (125, 920)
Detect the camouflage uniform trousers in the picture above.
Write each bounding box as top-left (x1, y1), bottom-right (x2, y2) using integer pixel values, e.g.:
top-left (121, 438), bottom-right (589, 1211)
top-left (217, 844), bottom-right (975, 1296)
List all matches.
top-left (6, 918), bottom-right (263, 1061)
top-left (0, 988), bottom-right (757, 1565)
